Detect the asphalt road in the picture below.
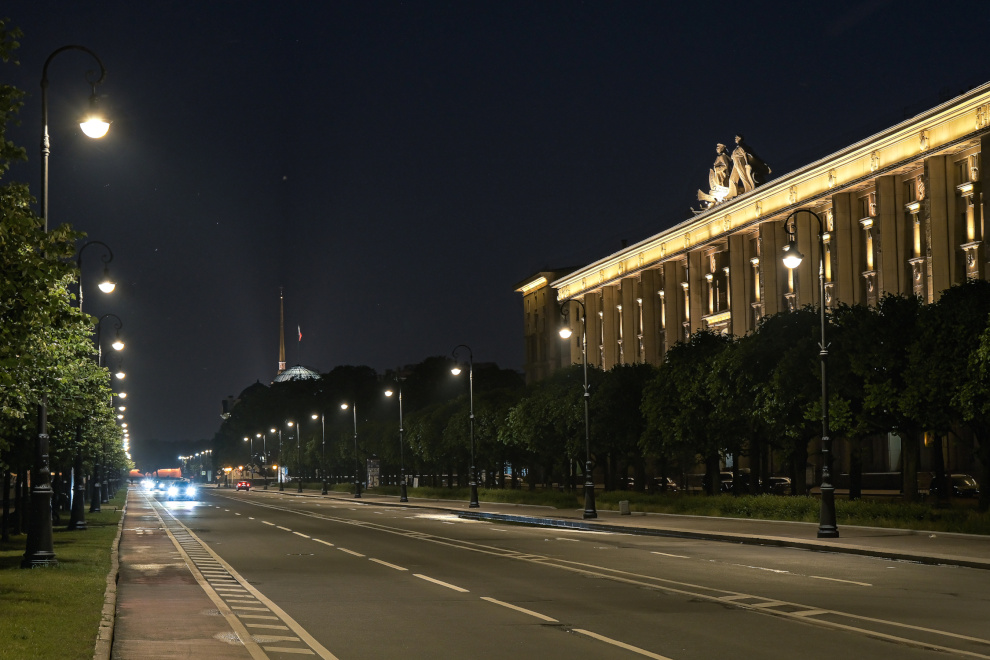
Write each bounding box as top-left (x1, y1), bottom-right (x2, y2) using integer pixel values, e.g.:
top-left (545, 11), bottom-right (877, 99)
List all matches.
top-left (148, 487), bottom-right (990, 660)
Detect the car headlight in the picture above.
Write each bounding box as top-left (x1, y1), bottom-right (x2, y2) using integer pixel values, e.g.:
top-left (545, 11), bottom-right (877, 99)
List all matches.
top-left (186, 486), bottom-right (196, 496)
top-left (167, 485), bottom-right (179, 496)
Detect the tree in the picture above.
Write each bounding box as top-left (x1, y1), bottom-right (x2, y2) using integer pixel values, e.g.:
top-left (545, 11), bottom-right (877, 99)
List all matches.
top-left (642, 331), bottom-right (733, 495)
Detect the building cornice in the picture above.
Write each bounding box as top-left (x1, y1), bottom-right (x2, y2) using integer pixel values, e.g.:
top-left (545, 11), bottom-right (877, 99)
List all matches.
top-left (553, 82), bottom-right (990, 301)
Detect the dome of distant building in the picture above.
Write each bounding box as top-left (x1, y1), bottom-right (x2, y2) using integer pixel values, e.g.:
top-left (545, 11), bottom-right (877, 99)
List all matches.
top-left (273, 364), bottom-right (321, 383)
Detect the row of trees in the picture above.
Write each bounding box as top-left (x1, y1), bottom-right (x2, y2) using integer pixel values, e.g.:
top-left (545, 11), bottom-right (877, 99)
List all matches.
top-left (1, 22), bottom-right (128, 541)
top-left (205, 281), bottom-right (990, 512)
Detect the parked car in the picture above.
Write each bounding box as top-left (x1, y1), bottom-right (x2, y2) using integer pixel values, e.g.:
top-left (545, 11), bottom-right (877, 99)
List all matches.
top-left (928, 474), bottom-right (980, 498)
top-left (236, 480), bottom-right (251, 491)
top-left (767, 476), bottom-right (792, 495)
top-left (701, 471), bottom-right (734, 493)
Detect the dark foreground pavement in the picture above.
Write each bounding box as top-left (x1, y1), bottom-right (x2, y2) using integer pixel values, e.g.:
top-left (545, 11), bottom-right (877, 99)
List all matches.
top-left (105, 485), bottom-right (990, 658)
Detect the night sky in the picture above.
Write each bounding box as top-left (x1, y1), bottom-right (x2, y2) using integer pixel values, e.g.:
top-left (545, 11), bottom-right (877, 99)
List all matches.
top-left (4, 1), bottom-right (989, 447)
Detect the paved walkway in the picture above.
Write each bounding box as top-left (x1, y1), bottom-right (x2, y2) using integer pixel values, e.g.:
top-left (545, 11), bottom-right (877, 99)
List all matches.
top-left (107, 485), bottom-right (990, 658)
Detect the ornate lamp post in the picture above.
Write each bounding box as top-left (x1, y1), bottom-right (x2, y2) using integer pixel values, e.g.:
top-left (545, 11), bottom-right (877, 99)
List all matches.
top-left (95, 313), bottom-right (124, 368)
top-left (40, 45), bottom-right (110, 231)
top-left (291, 421), bottom-right (302, 493)
top-left (244, 437), bottom-right (253, 480)
top-left (385, 384), bottom-right (408, 502)
top-left (451, 344), bottom-right (479, 508)
top-left (559, 300), bottom-right (597, 519)
top-left (312, 414), bottom-right (328, 495)
top-left (781, 208), bottom-right (839, 539)
top-left (340, 403), bottom-right (361, 498)
top-left (67, 241), bottom-right (115, 531)
top-left (278, 427), bottom-right (285, 491)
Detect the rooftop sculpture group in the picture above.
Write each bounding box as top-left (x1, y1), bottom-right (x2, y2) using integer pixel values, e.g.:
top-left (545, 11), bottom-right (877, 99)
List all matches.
top-left (695, 134), bottom-right (771, 213)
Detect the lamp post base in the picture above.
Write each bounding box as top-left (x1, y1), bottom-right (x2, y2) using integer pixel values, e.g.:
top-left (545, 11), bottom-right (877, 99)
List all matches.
top-left (583, 480), bottom-right (597, 519)
top-left (354, 480), bottom-right (362, 498)
top-left (400, 481), bottom-right (408, 502)
top-left (297, 480), bottom-right (303, 493)
top-left (469, 482), bottom-right (479, 508)
top-left (321, 480), bottom-right (328, 495)
top-left (817, 484), bottom-right (839, 538)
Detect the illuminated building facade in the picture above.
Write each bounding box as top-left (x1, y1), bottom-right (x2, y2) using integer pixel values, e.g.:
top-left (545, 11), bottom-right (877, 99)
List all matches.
top-left (517, 85), bottom-right (990, 480)
top-left (520, 83), bottom-right (989, 379)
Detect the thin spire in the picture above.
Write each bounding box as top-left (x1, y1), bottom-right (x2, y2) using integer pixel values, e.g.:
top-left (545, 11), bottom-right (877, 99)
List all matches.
top-left (278, 287), bottom-right (286, 374)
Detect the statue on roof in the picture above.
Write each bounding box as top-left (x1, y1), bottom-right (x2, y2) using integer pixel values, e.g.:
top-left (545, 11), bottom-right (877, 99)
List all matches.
top-left (728, 134), bottom-right (770, 196)
top-left (694, 135), bottom-right (771, 213)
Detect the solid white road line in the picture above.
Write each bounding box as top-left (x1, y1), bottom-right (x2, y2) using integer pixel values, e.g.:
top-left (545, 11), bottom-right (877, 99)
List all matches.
top-left (414, 574), bottom-right (469, 592)
top-left (572, 629), bottom-right (674, 659)
top-left (810, 575), bottom-right (872, 587)
top-left (651, 552), bottom-right (689, 559)
top-left (480, 597), bottom-right (558, 622)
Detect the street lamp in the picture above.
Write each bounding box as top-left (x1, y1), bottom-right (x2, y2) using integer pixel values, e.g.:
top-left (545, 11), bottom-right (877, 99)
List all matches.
top-left (40, 45), bottom-right (110, 232)
top-left (781, 208), bottom-right (839, 539)
top-left (67, 240), bottom-right (116, 532)
top-left (277, 426), bottom-right (285, 491)
top-left (559, 300), bottom-right (597, 519)
top-left (244, 436), bottom-right (253, 480)
top-left (312, 414), bottom-right (328, 495)
top-left (341, 403), bottom-right (361, 498)
top-left (75, 240), bottom-right (115, 314)
top-left (287, 421), bottom-right (302, 493)
top-left (385, 384), bottom-right (408, 502)
top-left (95, 313), bottom-right (124, 367)
top-left (451, 344), bottom-right (479, 508)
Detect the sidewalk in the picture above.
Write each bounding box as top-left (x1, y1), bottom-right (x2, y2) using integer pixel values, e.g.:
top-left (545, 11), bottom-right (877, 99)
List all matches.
top-left (270, 486), bottom-right (990, 571)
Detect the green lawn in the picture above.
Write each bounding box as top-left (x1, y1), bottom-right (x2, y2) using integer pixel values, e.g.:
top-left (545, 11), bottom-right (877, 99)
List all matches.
top-left (0, 489), bottom-right (125, 660)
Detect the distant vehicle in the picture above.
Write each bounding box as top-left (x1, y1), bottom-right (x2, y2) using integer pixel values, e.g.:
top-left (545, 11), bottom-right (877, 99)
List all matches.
top-left (929, 474), bottom-right (980, 499)
top-left (236, 481), bottom-right (251, 492)
top-left (625, 476), bottom-right (678, 493)
top-left (767, 476), bottom-right (792, 495)
top-left (701, 471), bottom-right (734, 494)
top-left (167, 480), bottom-right (198, 501)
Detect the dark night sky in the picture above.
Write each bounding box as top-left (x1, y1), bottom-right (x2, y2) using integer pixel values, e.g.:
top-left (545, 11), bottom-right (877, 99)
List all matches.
top-left (4, 1), bottom-right (989, 446)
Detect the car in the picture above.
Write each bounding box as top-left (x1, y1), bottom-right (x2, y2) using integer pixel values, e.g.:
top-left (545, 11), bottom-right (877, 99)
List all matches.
top-left (929, 473), bottom-right (980, 499)
top-left (767, 476), bottom-right (792, 495)
top-left (701, 471), bottom-right (734, 493)
top-left (167, 480), bottom-right (199, 501)
top-left (236, 481), bottom-right (251, 491)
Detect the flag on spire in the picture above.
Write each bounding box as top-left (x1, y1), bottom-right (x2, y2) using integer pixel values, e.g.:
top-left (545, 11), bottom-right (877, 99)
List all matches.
top-left (298, 325), bottom-right (302, 341)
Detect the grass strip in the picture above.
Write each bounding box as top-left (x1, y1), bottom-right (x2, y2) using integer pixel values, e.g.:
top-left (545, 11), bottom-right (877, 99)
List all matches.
top-left (0, 489), bottom-right (125, 660)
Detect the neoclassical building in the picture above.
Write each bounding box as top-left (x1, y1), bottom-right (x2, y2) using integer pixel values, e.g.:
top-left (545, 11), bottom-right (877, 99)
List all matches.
top-left (518, 83), bottom-right (989, 379)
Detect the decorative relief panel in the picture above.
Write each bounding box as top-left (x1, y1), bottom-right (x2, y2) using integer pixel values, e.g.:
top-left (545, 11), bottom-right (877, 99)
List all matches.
top-left (722, 215), bottom-right (731, 234)
top-left (755, 201), bottom-right (762, 217)
top-left (919, 130), bottom-right (930, 152)
top-left (977, 104), bottom-right (989, 130)
top-left (788, 186), bottom-right (797, 204)
top-left (825, 208), bottom-right (834, 232)
top-left (870, 151), bottom-right (880, 172)
top-left (827, 170), bottom-right (836, 189)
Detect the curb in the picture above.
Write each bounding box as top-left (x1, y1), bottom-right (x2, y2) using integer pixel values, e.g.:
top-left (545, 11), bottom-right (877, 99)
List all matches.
top-left (93, 494), bottom-right (127, 660)
top-left (456, 510), bottom-right (990, 571)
